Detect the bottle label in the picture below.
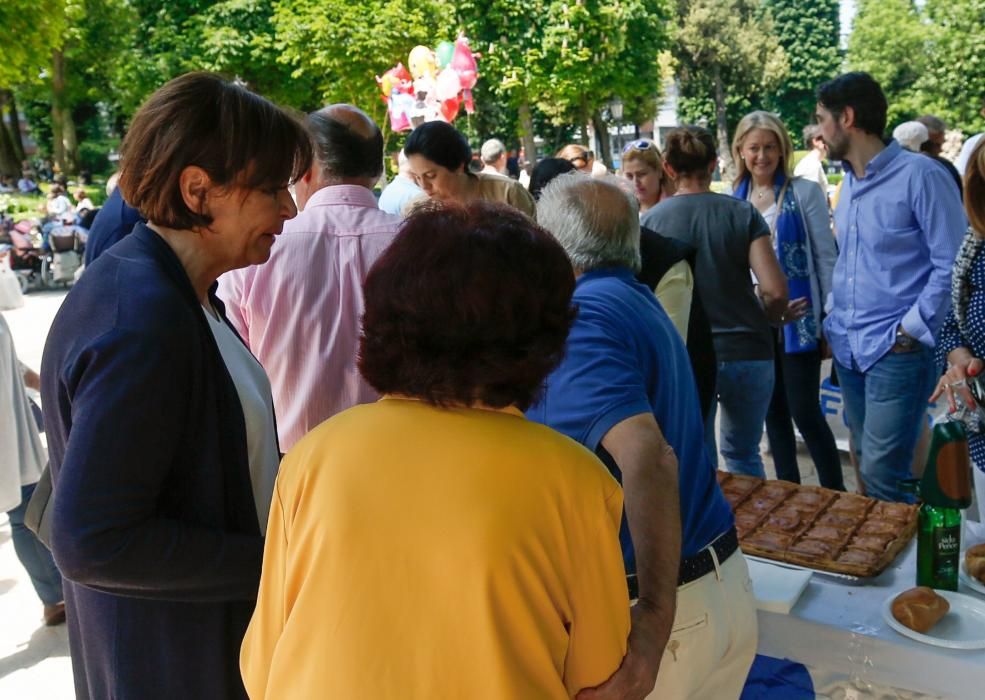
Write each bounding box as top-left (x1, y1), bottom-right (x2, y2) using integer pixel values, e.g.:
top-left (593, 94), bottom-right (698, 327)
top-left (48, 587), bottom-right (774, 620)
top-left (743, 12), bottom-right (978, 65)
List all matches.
top-left (935, 527), bottom-right (959, 556)
top-left (934, 525), bottom-right (960, 576)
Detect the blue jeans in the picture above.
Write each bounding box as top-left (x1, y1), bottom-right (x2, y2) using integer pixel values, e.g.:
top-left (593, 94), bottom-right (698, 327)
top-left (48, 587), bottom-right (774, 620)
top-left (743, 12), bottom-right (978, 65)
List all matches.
top-left (835, 347), bottom-right (936, 503)
top-left (6, 482), bottom-right (63, 605)
top-left (706, 359), bottom-right (775, 478)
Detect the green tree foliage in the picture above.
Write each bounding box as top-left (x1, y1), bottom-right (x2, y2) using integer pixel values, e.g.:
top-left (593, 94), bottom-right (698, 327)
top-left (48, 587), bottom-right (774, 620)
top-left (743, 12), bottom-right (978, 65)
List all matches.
top-left (913, 0), bottom-right (985, 135)
top-left (459, 0), bottom-right (670, 167)
top-left (110, 0), bottom-right (212, 117)
top-left (193, 0), bottom-right (317, 110)
top-left (848, 0), bottom-right (984, 135)
top-left (673, 0), bottom-right (788, 178)
top-left (0, 0), bottom-right (66, 175)
top-left (271, 0), bottom-right (457, 129)
top-left (764, 0), bottom-right (840, 140)
top-left (0, 1), bottom-right (65, 88)
top-left (846, 0), bottom-right (926, 127)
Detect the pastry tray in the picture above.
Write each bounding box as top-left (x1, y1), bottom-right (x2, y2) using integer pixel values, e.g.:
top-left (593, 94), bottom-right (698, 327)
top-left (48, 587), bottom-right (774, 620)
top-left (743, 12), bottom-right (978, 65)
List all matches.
top-left (745, 555), bottom-right (866, 585)
top-left (719, 471), bottom-right (918, 579)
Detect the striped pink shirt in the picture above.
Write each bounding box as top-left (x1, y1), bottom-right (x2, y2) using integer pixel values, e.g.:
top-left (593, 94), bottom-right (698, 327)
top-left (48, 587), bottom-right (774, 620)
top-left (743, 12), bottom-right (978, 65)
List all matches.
top-left (218, 185), bottom-right (402, 450)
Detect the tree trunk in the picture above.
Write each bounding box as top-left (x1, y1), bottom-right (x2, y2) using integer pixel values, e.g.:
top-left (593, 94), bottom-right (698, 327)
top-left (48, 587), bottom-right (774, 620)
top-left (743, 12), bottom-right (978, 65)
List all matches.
top-left (51, 48), bottom-right (80, 176)
top-left (579, 95), bottom-right (590, 147)
top-left (7, 91), bottom-right (25, 163)
top-left (591, 110), bottom-right (613, 170)
top-left (3, 90), bottom-right (26, 164)
top-left (51, 49), bottom-right (66, 175)
top-left (517, 98), bottom-right (537, 174)
top-left (713, 65), bottom-right (734, 185)
top-left (0, 96), bottom-right (20, 178)
top-left (61, 106), bottom-right (79, 175)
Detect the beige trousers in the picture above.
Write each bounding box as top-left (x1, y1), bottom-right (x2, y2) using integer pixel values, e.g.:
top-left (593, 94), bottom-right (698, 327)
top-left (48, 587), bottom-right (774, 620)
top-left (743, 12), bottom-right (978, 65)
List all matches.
top-left (645, 550), bottom-right (758, 700)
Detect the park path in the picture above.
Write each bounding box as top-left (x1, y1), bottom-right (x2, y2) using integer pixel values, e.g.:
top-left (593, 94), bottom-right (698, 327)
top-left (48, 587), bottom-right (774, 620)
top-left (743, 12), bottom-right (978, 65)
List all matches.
top-left (1, 289), bottom-right (74, 699)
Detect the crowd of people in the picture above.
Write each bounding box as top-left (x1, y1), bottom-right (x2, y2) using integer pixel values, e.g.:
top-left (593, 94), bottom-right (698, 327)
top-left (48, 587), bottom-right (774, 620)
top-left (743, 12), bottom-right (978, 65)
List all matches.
top-left (1, 66), bottom-right (983, 699)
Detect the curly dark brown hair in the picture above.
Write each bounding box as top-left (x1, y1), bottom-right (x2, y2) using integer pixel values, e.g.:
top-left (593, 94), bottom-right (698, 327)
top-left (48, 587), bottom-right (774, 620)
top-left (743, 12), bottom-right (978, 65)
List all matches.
top-left (359, 202), bottom-right (577, 411)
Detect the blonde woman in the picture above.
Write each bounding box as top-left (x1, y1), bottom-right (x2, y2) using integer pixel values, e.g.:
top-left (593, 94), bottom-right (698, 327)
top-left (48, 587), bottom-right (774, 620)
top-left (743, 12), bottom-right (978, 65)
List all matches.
top-left (621, 139), bottom-right (691, 335)
top-left (932, 138), bottom-right (985, 514)
top-left (731, 110), bottom-right (842, 489)
top-left (620, 138), bottom-right (675, 214)
top-left (555, 144), bottom-right (593, 174)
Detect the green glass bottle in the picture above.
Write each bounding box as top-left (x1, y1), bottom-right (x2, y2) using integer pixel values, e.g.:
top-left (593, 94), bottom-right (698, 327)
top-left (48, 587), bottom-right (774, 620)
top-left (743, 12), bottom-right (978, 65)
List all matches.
top-left (916, 504), bottom-right (963, 590)
top-left (914, 421), bottom-right (972, 591)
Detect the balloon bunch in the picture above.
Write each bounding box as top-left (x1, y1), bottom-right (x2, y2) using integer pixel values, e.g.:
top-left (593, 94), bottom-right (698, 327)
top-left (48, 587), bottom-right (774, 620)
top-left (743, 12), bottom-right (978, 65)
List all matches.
top-left (376, 35), bottom-right (479, 132)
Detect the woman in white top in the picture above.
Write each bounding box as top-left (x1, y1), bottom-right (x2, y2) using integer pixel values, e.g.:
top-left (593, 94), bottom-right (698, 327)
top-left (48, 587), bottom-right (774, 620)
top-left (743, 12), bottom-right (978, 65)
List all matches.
top-left (0, 311), bottom-right (65, 625)
top-left (731, 110), bottom-right (842, 490)
top-left (45, 185), bottom-right (74, 218)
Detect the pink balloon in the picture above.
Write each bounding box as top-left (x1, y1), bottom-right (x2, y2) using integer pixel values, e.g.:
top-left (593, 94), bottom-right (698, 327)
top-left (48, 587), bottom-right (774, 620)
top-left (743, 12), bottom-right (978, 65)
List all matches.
top-left (435, 68), bottom-right (462, 102)
top-left (450, 37), bottom-right (478, 91)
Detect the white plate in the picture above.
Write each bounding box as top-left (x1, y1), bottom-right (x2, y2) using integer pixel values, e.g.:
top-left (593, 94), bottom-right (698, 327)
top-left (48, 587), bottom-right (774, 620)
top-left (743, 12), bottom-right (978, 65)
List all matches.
top-left (746, 558), bottom-right (812, 614)
top-left (882, 589), bottom-right (985, 649)
top-left (960, 560), bottom-right (985, 596)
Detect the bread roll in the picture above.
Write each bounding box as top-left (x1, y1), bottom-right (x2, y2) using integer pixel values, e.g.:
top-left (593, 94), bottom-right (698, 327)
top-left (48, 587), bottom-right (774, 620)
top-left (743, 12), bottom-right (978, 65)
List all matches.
top-left (891, 587), bottom-right (950, 633)
top-left (966, 543), bottom-right (985, 584)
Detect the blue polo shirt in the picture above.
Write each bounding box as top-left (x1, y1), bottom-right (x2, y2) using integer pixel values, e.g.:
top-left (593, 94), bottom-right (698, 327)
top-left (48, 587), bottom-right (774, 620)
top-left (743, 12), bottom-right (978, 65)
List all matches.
top-left (527, 267), bottom-right (733, 573)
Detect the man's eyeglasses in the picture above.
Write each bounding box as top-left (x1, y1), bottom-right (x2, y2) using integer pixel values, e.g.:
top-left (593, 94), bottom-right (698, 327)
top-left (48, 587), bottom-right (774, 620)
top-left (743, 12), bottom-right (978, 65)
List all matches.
top-left (623, 139), bottom-right (656, 154)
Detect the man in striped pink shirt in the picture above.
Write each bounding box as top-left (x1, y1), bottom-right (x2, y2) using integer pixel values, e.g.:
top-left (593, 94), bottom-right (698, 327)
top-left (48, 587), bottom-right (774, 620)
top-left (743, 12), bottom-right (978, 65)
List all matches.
top-left (219, 105), bottom-right (402, 451)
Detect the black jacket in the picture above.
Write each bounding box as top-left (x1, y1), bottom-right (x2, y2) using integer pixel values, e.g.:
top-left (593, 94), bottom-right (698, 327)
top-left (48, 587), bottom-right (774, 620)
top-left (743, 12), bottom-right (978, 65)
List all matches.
top-left (42, 223), bottom-right (262, 699)
top-left (638, 226), bottom-right (717, 423)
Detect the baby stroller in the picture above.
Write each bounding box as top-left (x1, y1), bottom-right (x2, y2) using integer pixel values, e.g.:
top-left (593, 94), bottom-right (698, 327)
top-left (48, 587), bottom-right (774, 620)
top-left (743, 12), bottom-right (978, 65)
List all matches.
top-left (2, 219), bottom-right (46, 293)
top-left (48, 224), bottom-right (86, 286)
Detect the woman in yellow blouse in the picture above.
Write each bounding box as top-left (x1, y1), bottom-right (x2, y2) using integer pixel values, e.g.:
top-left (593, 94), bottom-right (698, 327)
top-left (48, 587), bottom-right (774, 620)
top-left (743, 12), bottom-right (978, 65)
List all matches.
top-left (241, 202), bottom-right (630, 699)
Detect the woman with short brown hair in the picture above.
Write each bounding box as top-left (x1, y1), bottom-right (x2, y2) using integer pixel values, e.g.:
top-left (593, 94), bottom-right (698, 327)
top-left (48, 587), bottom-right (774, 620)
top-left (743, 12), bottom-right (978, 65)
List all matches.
top-left (41, 72), bottom-right (310, 699)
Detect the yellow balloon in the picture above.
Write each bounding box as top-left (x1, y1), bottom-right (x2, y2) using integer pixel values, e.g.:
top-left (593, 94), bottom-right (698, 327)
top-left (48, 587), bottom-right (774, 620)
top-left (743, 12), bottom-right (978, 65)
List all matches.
top-left (408, 45), bottom-right (437, 80)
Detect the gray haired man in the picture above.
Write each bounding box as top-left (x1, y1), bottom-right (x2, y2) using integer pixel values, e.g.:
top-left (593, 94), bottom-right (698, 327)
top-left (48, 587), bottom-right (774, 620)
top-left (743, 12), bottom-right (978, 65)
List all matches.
top-left (479, 138), bottom-right (508, 176)
top-left (528, 174), bottom-right (756, 700)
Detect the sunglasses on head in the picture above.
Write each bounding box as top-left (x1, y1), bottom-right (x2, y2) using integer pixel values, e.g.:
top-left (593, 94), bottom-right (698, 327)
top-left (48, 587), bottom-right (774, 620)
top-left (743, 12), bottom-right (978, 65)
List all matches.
top-left (623, 139), bottom-right (656, 154)
top-left (567, 151), bottom-right (592, 166)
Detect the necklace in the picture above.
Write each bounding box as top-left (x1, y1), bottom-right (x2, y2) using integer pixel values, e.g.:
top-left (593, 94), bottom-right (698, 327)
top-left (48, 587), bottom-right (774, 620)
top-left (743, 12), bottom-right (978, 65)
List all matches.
top-left (752, 187), bottom-right (772, 200)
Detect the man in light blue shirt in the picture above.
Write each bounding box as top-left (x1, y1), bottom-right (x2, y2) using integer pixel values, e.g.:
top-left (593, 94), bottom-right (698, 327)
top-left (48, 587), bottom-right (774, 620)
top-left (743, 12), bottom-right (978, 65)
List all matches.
top-left (378, 149), bottom-right (422, 216)
top-left (817, 73), bottom-right (967, 502)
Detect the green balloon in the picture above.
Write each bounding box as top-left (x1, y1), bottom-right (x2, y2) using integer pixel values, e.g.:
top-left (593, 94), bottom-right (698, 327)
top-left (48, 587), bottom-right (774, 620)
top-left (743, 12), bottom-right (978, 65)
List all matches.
top-left (435, 41), bottom-right (455, 68)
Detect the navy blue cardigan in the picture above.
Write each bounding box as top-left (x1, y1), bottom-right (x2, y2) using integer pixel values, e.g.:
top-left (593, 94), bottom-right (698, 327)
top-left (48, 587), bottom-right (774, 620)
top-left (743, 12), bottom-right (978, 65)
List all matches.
top-left (41, 223), bottom-right (264, 699)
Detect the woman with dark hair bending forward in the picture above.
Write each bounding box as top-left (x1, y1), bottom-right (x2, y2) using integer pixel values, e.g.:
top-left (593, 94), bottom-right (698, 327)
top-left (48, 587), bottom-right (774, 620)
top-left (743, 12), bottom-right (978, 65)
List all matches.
top-left (241, 202), bottom-right (630, 699)
top-left (41, 73), bottom-right (311, 699)
top-left (403, 120), bottom-right (536, 216)
top-left (643, 126), bottom-right (788, 477)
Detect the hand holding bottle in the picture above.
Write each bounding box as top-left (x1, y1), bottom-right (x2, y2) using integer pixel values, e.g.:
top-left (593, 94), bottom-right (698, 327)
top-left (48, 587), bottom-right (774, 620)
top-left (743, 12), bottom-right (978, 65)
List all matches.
top-left (930, 347), bottom-right (983, 414)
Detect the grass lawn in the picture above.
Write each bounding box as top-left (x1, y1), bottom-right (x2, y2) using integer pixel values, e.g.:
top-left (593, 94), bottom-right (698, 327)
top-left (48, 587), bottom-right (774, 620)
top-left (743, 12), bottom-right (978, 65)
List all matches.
top-left (1, 181), bottom-right (108, 222)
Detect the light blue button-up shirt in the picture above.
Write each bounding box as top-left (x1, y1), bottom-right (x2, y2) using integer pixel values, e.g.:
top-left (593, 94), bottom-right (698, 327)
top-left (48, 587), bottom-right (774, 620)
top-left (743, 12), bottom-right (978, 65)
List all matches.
top-left (824, 140), bottom-right (967, 372)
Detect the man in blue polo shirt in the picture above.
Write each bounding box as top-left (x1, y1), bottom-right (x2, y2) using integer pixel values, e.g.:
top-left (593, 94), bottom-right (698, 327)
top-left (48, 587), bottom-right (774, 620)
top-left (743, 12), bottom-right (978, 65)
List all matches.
top-left (532, 174), bottom-right (755, 700)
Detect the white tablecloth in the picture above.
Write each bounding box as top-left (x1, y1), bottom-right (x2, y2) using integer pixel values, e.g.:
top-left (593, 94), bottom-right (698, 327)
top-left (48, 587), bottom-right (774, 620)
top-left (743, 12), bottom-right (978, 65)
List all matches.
top-left (756, 543), bottom-right (985, 698)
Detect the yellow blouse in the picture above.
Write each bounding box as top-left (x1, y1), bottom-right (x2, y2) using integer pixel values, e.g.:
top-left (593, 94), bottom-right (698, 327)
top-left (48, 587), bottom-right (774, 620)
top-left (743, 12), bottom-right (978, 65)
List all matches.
top-left (241, 397), bottom-right (629, 699)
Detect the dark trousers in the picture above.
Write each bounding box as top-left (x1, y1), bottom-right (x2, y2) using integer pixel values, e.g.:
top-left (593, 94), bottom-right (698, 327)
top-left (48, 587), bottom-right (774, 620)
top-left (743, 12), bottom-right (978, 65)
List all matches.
top-left (765, 339), bottom-right (845, 491)
top-left (7, 482), bottom-right (63, 605)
